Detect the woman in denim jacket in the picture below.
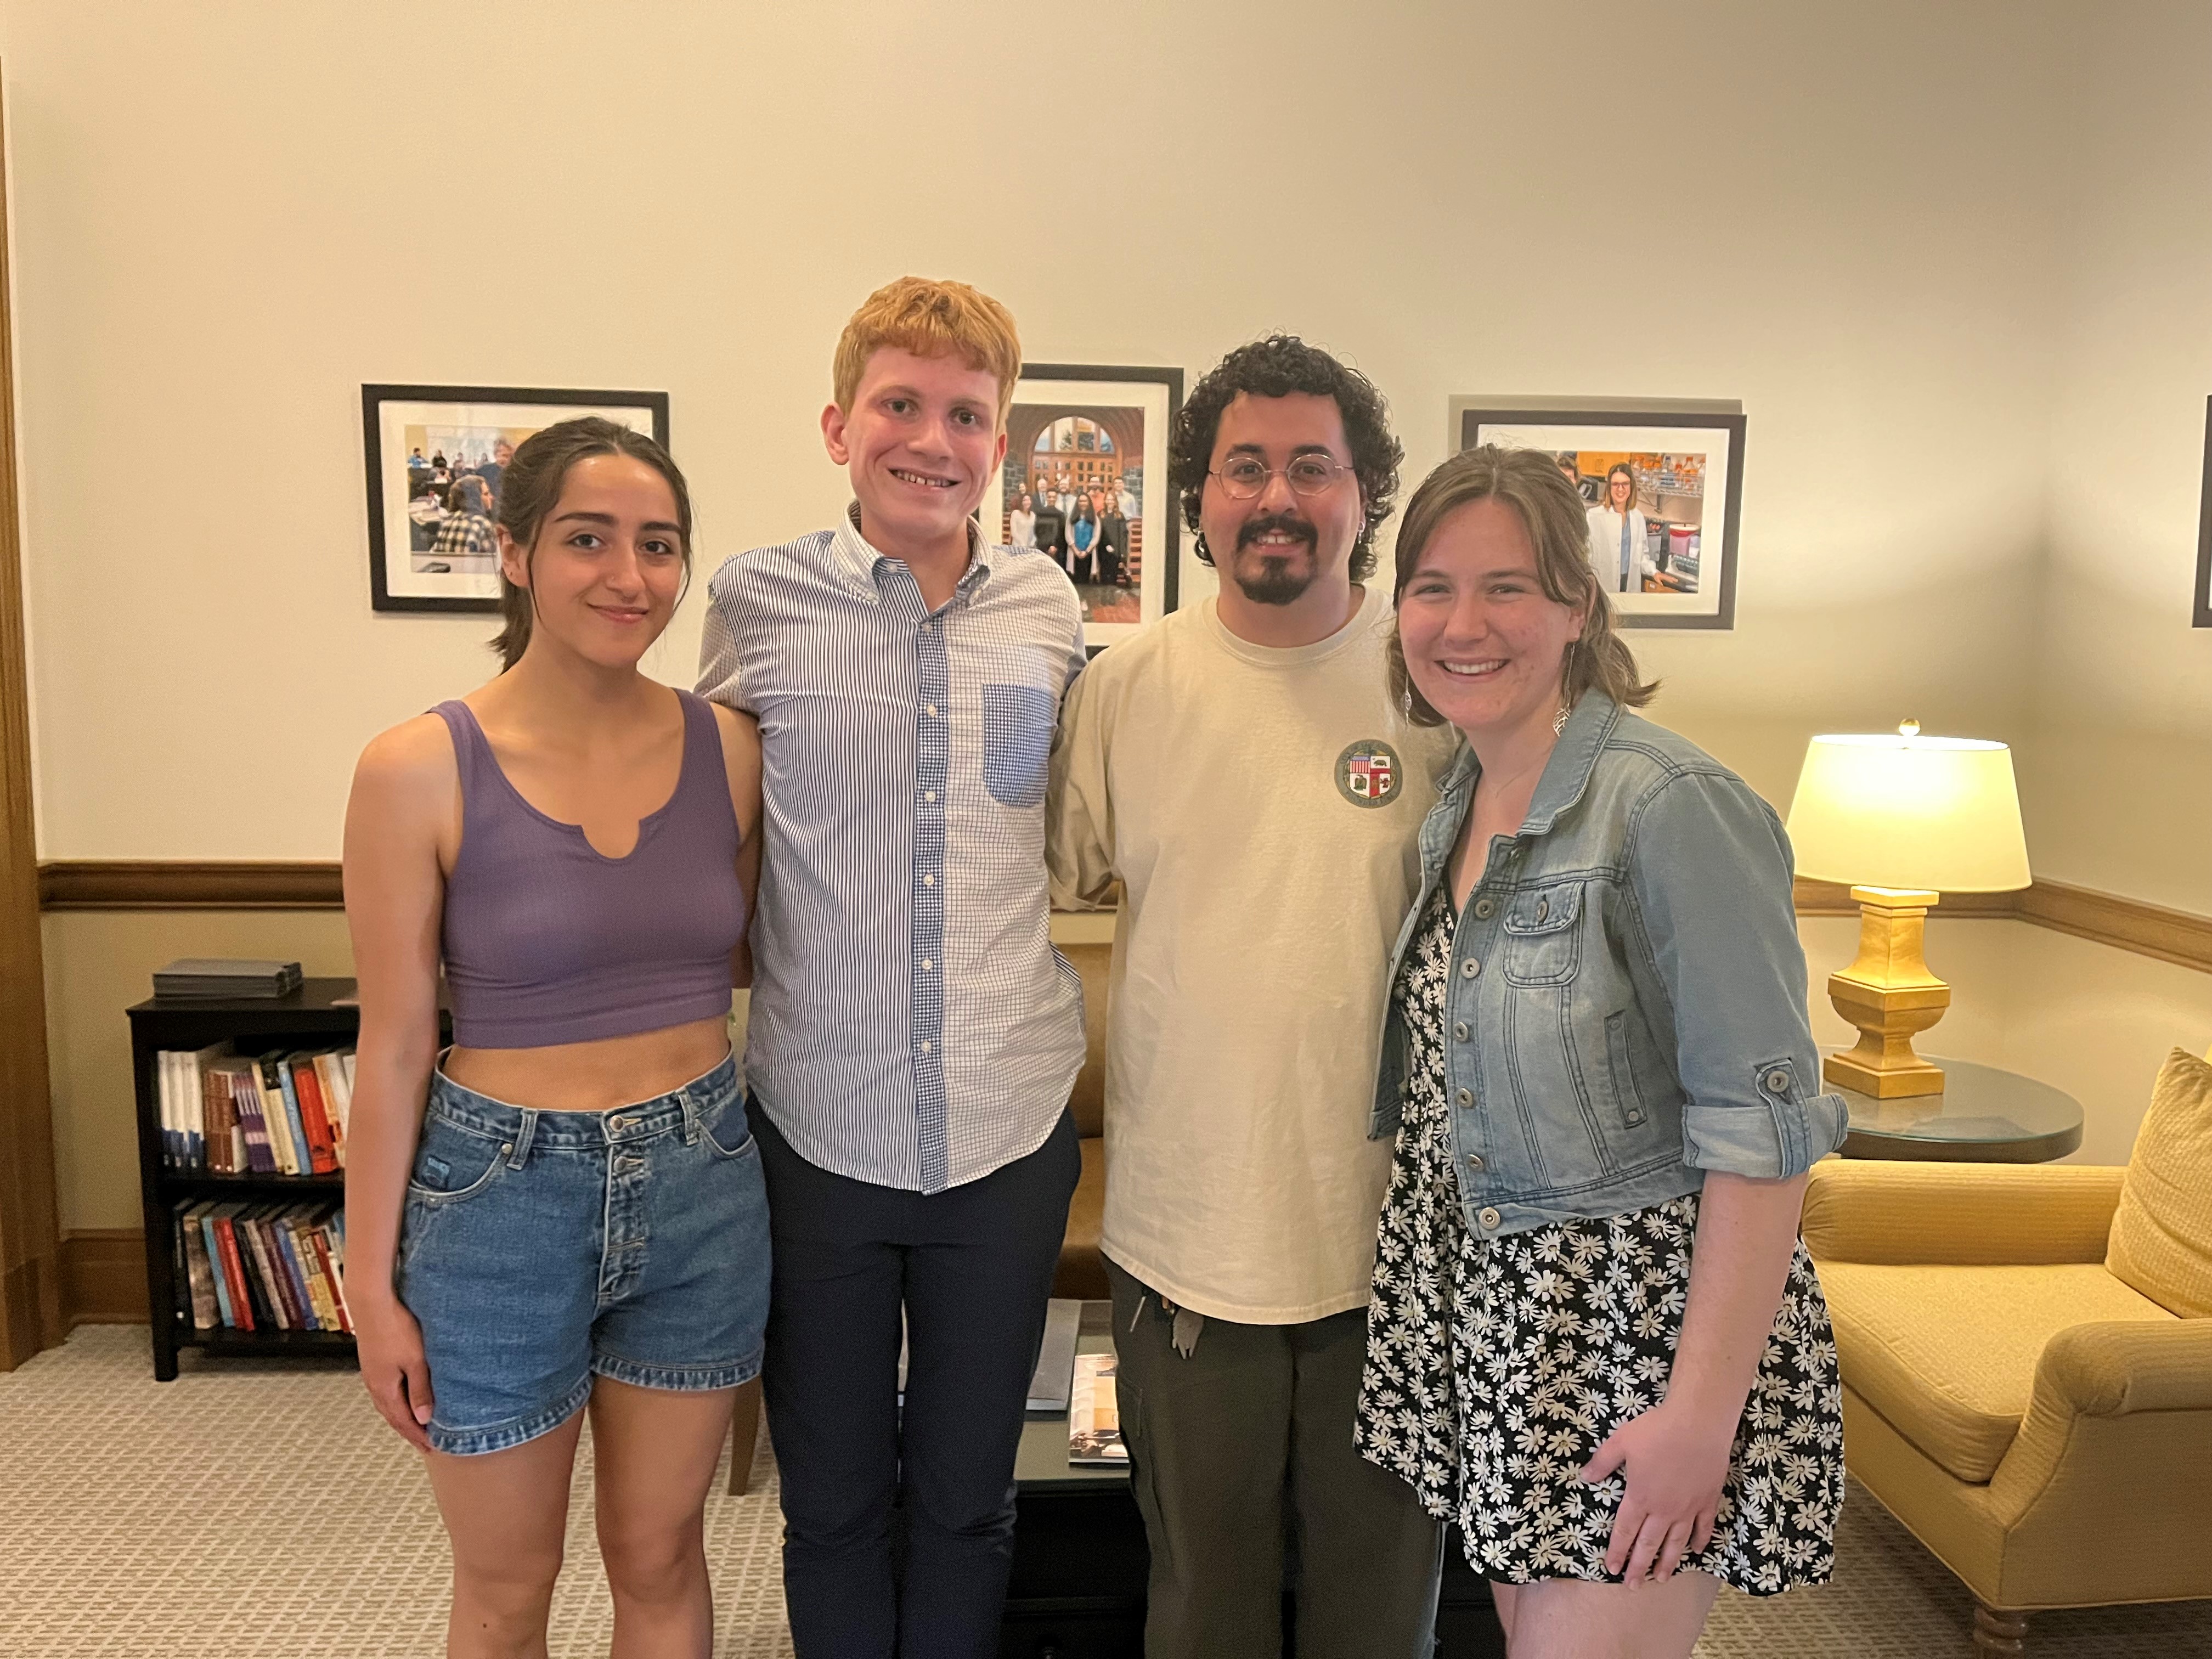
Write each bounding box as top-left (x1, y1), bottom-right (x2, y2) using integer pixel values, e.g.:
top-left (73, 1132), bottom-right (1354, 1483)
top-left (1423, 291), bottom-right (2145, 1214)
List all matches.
top-left (1352, 447), bottom-right (1848, 1657)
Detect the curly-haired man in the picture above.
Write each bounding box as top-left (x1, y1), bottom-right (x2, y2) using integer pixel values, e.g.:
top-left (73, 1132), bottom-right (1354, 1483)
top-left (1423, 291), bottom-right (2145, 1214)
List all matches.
top-left (1049, 336), bottom-right (1455, 1657)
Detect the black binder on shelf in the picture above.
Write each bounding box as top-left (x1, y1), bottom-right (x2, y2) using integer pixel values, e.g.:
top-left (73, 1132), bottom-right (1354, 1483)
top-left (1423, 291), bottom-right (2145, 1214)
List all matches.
top-left (151, 958), bottom-right (303, 1000)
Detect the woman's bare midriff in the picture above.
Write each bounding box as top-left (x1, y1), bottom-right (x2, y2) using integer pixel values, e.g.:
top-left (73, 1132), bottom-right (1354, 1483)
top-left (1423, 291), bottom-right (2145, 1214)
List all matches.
top-left (441, 1014), bottom-right (733, 1113)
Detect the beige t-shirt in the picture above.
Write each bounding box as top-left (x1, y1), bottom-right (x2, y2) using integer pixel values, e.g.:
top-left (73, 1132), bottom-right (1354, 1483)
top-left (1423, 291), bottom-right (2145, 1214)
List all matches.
top-left (1048, 585), bottom-right (1459, 1323)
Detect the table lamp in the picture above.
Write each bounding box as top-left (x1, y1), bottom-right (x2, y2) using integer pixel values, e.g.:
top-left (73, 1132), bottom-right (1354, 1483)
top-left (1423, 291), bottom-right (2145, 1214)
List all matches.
top-left (1785, 721), bottom-right (2031, 1098)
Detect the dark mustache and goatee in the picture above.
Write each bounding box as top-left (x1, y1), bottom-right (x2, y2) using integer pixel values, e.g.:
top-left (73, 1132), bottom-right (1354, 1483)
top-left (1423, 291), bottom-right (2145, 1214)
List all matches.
top-left (1233, 513), bottom-right (1319, 606)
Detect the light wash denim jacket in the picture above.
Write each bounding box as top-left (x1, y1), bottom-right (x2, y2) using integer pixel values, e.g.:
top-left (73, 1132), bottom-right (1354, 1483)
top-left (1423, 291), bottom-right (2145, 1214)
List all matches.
top-left (1368, 692), bottom-right (1847, 1239)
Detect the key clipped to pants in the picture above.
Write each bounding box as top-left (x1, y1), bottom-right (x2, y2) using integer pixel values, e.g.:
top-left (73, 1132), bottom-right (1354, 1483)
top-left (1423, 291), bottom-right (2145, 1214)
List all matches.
top-left (1129, 1291), bottom-right (1205, 1358)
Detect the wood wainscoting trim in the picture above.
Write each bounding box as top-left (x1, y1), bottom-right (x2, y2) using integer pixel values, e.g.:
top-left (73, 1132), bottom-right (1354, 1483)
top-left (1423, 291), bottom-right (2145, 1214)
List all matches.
top-left (1793, 877), bottom-right (2212, 973)
top-left (2017, 878), bottom-right (2212, 975)
top-left (38, 860), bottom-right (343, 909)
top-left (60, 1228), bottom-right (149, 1328)
top-left (33, 862), bottom-right (2212, 975)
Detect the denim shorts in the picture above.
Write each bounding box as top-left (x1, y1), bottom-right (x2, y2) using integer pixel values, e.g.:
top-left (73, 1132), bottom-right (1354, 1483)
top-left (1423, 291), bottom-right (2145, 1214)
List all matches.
top-left (394, 1053), bottom-right (771, 1457)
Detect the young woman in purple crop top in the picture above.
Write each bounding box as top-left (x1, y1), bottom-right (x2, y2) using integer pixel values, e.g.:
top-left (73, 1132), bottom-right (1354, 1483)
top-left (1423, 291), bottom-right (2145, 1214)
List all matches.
top-left (342, 417), bottom-right (770, 1658)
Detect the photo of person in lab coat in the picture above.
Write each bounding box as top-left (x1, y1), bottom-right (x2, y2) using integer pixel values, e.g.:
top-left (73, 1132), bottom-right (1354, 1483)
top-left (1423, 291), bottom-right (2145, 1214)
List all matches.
top-left (1586, 462), bottom-right (1658, 594)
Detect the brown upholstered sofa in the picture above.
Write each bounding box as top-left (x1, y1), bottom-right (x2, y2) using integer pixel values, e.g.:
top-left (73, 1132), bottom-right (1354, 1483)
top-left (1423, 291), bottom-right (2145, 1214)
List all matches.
top-left (1051, 939), bottom-right (1111, 1300)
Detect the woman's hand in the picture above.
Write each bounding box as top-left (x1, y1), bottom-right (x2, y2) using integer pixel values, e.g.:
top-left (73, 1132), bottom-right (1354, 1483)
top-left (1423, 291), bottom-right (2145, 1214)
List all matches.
top-left (353, 1294), bottom-right (435, 1451)
top-left (1582, 1170), bottom-right (1812, 1582)
top-left (1579, 1397), bottom-right (1737, 1582)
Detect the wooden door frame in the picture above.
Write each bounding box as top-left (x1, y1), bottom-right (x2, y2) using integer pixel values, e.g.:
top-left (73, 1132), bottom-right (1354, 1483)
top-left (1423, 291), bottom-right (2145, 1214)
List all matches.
top-left (0, 74), bottom-right (64, 1369)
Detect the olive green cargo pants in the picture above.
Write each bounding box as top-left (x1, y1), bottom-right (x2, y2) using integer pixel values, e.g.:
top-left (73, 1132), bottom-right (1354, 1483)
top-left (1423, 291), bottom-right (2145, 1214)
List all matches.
top-left (1105, 1258), bottom-right (1443, 1659)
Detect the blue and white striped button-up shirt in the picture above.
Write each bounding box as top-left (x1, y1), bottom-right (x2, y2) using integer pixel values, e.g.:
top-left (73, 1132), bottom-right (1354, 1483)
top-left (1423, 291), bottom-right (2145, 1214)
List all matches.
top-left (697, 508), bottom-right (1088, 1193)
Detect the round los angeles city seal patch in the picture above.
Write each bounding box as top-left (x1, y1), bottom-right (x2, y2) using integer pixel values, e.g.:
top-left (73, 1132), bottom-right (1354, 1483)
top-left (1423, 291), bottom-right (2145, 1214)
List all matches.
top-left (1335, 740), bottom-right (1403, 808)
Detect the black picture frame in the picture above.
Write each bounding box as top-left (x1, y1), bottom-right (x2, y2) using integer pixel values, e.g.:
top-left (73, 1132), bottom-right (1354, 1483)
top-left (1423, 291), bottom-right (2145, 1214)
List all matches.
top-left (999, 363), bottom-right (1184, 654)
top-left (363, 383), bottom-right (671, 614)
top-left (1451, 400), bottom-right (1747, 631)
top-left (2194, 396), bottom-right (2212, 628)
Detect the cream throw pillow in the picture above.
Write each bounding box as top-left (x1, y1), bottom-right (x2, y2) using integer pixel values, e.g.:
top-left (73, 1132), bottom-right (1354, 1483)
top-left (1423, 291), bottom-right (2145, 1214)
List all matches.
top-left (2106, 1046), bottom-right (2212, 1318)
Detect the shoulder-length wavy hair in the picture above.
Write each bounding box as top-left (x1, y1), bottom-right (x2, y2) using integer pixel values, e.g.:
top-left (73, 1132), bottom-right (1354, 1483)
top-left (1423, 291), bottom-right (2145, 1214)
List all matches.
top-left (1387, 445), bottom-right (1657, 725)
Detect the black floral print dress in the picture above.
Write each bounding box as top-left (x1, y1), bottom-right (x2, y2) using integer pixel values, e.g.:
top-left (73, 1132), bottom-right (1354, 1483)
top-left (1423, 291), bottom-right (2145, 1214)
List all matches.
top-left (1353, 881), bottom-right (1846, 1595)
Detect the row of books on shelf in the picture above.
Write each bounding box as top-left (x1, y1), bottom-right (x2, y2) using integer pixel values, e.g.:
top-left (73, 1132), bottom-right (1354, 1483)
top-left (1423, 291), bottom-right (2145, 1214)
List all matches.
top-left (155, 1043), bottom-right (355, 1176)
top-left (174, 1200), bottom-right (351, 1334)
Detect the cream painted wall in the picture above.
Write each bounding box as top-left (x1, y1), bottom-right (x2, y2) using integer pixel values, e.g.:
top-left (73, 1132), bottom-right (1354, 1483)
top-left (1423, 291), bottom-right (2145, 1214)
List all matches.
top-left (2023, 1), bottom-right (2212, 912)
top-left (0, 0), bottom-right (2067, 851)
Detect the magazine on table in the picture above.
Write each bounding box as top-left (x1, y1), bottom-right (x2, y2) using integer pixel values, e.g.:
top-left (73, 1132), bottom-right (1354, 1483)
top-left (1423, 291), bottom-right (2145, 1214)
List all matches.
top-left (1067, 1352), bottom-right (1128, 1465)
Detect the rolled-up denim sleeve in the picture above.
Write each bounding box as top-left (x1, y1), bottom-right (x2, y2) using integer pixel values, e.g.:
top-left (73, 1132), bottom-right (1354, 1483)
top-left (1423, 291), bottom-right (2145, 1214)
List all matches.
top-left (1625, 770), bottom-right (1849, 1178)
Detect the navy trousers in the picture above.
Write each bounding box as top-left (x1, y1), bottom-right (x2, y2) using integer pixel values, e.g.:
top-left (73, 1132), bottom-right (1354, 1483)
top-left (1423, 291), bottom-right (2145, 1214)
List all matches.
top-left (755, 1107), bottom-right (1080, 1658)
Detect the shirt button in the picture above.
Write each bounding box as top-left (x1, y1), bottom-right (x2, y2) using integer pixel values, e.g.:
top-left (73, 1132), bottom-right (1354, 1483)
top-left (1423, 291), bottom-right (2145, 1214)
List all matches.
top-left (1467, 1154), bottom-right (1485, 1172)
top-left (1455, 1087), bottom-right (1472, 1107)
top-left (921, 958), bottom-right (934, 971)
top-left (926, 703), bottom-right (939, 717)
top-left (1452, 1021), bottom-right (1470, 1042)
top-left (1472, 898), bottom-right (1496, 919)
top-left (1764, 1068), bottom-right (1792, 1094)
top-left (1479, 1206), bottom-right (1502, 1230)
top-left (1508, 848), bottom-right (1521, 862)
top-left (924, 791), bottom-right (937, 804)
top-left (919, 1039), bottom-right (933, 1053)
top-left (1460, 958), bottom-right (1481, 979)
top-left (923, 873), bottom-right (935, 887)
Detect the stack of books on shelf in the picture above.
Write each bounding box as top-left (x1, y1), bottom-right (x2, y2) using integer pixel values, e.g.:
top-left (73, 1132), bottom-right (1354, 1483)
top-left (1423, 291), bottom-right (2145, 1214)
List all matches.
top-left (155, 1043), bottom-right (354, 1175)
top-left (174, 1200), bottom-right (351, 1334)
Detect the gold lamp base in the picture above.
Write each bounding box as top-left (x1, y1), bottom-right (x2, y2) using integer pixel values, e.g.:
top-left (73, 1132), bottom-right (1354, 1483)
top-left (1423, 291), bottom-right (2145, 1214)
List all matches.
top-left (1824, 885), bottom-right (1950, 1099)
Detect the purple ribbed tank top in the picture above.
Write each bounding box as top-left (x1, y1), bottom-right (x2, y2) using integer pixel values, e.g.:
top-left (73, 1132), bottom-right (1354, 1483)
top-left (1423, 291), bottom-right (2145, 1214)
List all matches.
top-left (432, 690), bottom-right (747, 1049)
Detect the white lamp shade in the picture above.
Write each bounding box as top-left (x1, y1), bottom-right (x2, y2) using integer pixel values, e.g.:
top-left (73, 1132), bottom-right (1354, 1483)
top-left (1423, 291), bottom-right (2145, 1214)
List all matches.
top-left (1786, 731), bottom-right (2031, 893)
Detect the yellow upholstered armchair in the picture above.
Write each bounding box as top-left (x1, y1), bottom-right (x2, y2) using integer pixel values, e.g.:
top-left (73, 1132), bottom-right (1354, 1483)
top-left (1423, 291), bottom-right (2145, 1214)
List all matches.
top-left (1802, 1048), bottom-right (2212, 1655)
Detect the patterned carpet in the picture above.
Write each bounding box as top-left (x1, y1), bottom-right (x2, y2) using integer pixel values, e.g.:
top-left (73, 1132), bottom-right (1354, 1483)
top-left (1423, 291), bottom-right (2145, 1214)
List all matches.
top-left (2, 1325), bottom-right (2207, 1657)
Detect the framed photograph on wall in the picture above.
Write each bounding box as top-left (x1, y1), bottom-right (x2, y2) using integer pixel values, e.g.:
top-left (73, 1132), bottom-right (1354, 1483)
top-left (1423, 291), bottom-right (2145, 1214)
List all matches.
top-left (363, 383), bottom-right (670, 613)
top-left (989, 363), bottom-right (1183, 652)
top-left (1449, 399), bottom-right (1746, 630)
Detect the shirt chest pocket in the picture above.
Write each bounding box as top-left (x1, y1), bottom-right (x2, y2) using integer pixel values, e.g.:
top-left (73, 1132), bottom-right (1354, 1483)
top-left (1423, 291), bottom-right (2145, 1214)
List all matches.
top-left (1500, 880), bottom-right (1583, 986)
top-left (982, 682), bottom-right (1057, 809)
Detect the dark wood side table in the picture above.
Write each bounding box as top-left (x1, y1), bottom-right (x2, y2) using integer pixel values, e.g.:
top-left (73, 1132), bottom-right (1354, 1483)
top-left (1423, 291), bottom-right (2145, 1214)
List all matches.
top-left (1003, 1302), bottom-right (1503, 1658)
top-left (1833, 1056), bottom-right (2084, 1163)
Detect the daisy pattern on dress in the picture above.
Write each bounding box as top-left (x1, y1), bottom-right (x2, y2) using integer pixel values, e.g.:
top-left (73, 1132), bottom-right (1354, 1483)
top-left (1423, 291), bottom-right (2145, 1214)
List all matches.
top-left (1353, 881), bottom-right (1845, 1596)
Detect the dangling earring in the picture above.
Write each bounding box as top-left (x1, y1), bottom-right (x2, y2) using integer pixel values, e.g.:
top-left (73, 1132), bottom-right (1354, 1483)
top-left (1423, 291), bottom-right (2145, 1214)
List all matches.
top-left (1193, 530), bottom-right (1212, 566)
top-left (1553, 703), bottom-right (1571, 737)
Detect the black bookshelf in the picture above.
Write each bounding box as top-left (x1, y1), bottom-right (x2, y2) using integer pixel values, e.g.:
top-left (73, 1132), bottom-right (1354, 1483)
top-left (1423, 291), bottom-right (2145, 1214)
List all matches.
top-left (125, 977), bottom-right (437, 1380)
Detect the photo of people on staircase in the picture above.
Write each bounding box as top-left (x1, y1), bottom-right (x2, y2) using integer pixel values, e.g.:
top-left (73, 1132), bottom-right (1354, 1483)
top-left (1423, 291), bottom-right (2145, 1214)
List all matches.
top-left (1005, 410), bottom-right (1143, 624)
top-left (991, 366), bottom-right (1182, 649)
